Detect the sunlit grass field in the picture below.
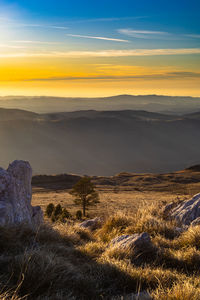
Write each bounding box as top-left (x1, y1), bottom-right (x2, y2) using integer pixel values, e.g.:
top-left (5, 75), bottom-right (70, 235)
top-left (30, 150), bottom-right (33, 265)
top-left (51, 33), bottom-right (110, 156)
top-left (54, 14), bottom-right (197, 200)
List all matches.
top-left (1, 169), bottom-right (200, 299)
top-left (32, 189), bottom-right (190, 219)
top-left (1, 184), bottom-right (200, 299)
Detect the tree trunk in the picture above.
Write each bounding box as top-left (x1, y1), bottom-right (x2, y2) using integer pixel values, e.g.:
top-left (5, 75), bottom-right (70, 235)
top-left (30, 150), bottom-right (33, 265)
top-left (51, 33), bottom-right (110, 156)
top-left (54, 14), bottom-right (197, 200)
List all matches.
top-left (82, 198), bottom-right (86, 217)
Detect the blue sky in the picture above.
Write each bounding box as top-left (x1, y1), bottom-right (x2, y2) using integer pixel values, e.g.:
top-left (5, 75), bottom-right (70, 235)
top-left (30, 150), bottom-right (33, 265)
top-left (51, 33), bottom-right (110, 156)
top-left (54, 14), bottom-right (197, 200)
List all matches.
top-left (0, 0), bottom-right (200, 97)
top-left (1, 0), bottom-right (200, 47)
top-left (5, 0), bottom-right (200, 20)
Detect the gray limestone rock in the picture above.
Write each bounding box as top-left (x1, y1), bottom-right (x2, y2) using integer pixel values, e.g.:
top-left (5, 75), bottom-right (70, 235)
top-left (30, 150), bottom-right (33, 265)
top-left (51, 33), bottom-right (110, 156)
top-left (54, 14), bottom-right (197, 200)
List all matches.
top-left (110, 232), bottom-right (152, 251)
top-left (0, 160), bottom-right (43, 227)
top-left (79, 217), bottom-right (101, 230)
top-left (166, 193), bottom-right (200, 226)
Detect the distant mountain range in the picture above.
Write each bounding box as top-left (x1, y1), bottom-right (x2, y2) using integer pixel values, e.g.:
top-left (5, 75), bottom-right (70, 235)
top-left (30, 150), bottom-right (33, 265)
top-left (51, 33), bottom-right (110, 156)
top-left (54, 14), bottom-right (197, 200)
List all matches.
top-left (1, 94), bottom-right (200, 114)
top-left (0, 107), bottom-right (200, 175)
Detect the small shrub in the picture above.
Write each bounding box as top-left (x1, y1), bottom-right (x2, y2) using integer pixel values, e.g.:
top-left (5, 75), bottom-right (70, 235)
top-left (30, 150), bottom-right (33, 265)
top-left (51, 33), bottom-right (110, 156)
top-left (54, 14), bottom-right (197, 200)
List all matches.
top-left (46, 203), bottom-right (73, 223)
top-left (59, 209), bottom-right (71, 223)
top-left (62, 208), bottom-right (71, 219)
top-left (50, 204), bottom-right (63, 222)
top-left (45, 203), bottom-right (55, 218)
top-left (54, 204), bottom-right (63, 218)
top-left (51, 213), bottom-right (56, 223)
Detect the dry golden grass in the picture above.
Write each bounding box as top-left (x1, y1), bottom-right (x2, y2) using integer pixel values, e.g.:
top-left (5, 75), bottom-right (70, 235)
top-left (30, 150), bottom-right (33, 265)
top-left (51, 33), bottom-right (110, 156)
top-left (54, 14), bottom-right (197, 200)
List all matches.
top-left (152, 279), bottom-right (200, 300)
top-left (0, 197), bottom-right (200, 299)
top-left (17, 171), bottom-right (200, 299)
top-left (32, 188), bottom-right (190, 219)
top-left (175, 225), bottom-right (200, 249)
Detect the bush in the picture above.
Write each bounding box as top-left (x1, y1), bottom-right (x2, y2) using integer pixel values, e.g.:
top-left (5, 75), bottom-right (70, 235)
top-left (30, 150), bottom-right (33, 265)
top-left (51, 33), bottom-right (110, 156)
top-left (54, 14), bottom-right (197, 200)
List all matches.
top-left (45, 203), bottom-right (55, 218)
top-left (45, 203), bottom-right (72, 223)
top-left (62, 208), bottom-right (71, 219)
top-left (76, 210), bottom-right (82, 220)
top-left (59, 209), bottom-right (71, 223)
top-left (54, 204), bottom-right (63, 218)
top-left (50, 204), bottom-right (63, 222)
top-left (51, 213), bottom-right (56, 223)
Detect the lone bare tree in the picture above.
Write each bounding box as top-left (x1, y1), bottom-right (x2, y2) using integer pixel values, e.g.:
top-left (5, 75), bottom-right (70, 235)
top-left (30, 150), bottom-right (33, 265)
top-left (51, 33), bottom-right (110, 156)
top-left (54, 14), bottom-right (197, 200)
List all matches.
top-left (70, 177), bottom-right (99, 217)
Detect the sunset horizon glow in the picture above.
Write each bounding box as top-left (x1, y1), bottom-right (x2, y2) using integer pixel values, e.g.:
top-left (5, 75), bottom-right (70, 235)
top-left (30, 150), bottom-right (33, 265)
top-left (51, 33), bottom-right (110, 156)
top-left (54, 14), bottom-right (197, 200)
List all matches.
top-left (0, 0), bottom-right (200, 97)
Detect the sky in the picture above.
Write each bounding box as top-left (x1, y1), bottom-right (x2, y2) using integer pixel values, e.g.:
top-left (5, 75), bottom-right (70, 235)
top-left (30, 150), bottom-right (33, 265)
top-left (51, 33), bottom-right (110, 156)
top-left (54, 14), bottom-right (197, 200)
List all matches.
top-left (0, 0), bottom-right (200, 97)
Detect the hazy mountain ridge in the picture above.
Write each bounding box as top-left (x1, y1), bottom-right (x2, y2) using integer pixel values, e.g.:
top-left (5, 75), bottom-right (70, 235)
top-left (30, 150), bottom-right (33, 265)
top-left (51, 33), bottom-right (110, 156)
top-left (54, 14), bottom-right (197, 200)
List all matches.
top-left (1, 94), bottom-right (200, 114)
top-left (0, 108), bottom-right (200, 175)
top-left (0, 108), bottom-right (38, 121)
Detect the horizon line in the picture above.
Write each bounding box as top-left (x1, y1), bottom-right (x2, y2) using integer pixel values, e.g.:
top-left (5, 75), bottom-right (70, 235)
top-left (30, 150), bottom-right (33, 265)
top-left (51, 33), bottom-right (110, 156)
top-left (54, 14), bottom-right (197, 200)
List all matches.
top-left (0, 93), bottom-right (200, 99)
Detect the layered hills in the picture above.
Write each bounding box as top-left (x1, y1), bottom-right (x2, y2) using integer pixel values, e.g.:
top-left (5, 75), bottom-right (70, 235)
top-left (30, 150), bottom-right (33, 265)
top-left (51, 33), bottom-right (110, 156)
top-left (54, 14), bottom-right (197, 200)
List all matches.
top-left (1, 94), bottom-right (200, 114)
top-left (0, 107), bottom-right (200, 175)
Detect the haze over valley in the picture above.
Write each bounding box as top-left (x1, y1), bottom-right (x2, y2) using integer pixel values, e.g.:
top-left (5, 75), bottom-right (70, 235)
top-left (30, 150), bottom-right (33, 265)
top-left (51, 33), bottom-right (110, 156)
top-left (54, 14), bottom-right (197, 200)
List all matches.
top-left (1, 94), bottom-right (200, 114)
top-left (1, 105), bottom-right (200, 175)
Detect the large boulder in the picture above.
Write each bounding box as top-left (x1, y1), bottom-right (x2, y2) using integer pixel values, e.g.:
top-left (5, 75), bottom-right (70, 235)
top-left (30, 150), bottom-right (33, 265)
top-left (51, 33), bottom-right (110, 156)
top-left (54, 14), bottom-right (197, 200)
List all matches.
top-left (0, 160), bottom-right (43, 227)
top-left (165, 193), bottom-right (200, 226)
top-left (110, 232), bottom-right (152, 251)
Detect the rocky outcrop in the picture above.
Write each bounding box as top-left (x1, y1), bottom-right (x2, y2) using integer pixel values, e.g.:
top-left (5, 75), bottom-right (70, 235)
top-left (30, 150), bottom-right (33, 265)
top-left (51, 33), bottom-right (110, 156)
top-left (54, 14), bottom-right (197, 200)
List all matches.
top-left (165, 193), bottom-right (200, 226)
top-left (0, 160), bottom-right (43, 227)
top-left (79, 217), bottom-right (101, 230)
top-left (110, 232), bottom-right (152, 251)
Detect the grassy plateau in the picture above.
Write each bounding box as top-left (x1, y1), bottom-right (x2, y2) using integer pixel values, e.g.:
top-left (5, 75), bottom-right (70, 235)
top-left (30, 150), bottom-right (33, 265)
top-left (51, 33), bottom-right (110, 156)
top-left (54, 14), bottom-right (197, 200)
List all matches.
top-left (1, 167), bottom-right (200, 299)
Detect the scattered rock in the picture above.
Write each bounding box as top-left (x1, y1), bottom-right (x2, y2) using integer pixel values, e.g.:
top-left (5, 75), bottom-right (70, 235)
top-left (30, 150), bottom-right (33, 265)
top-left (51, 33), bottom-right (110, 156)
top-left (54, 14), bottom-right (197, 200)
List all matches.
top-left (191, 216), bottom-right (200, 227)
top-left (0, 160), bottom-right (43, 227)
top-left (163, 201), bottom-right (178, 216)
top-left (79, 217), bottom-right (101, 230)
top-left (165, 193), bottom-right (200, 225)
top-left (174, 226), bottom-right (186, 234)
top-left (110, 232), bottom-right (152, 251)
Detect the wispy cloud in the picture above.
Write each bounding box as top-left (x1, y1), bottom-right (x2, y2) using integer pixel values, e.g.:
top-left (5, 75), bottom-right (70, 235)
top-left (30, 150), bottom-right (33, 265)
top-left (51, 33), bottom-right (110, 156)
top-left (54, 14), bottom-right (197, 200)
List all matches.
top-left (0, 44), bottom-right (26, 49)
top-left (167, 72), bottom-right (200, 78)
top-left (120, 29), bottom-right (166, 35)
top-left (1, 48), bottom-right (200, 58)
top-left (119, 29), bottom-right (200, 40)
top-left (118, 29), bottom-right (170, 39)
top-left (185, 34), bottom-right (200, 39)
top-left (2, 71), bottom-right (200, 82)
top-left (0, 20), bottom-right (69, 30)
top-left (18, 24), bottom-right (69, 30)
top-left (66, 34), bottom-right (129, 43)
top-left (13, 40), bottom-right (61, 45)
top-left (48, 26), bottom-right (68, 30)
top-left (66, 16), bottom-right (147, 24)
